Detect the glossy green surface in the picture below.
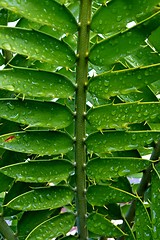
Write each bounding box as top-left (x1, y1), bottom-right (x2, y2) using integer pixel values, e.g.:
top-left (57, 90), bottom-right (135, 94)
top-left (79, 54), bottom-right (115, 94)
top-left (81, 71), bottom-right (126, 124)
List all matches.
top-left (135, 201), bottom-right (152, 240)
top-left (0, 68), bottom-right (75, 98)
top-left (87, 102), bottom-right (160, 130)
top-left (0, 99), bottom-right (73, 129)
top-left (0, 27), bottom-right (76, 67)
top-left (88, 64), bottom-right (160, 99)
top-left (87, 213), bottom-right (125, 238)
top-left (17, 210), bottom-right (56, 239)
top-left (87, 185), bottom-right (135, 206)
top-left (87, 157), bottom-right (150, 180)
top-left (6, 186), bottom-right (74, 211)
top-left (0, 131), bottom-right (73, 155)
top-left (0, 160), bottom-right (74, 184)
top-left (86, 131), bottom-right (160, 154)
top-left (0, 0), bottom-right (78, 34)
top-left (89, 12), bottom-right (160, 66)
top-left (91, 0), bottom-right (159, 33)
top-left (26, 213), bottom-right (75, 240)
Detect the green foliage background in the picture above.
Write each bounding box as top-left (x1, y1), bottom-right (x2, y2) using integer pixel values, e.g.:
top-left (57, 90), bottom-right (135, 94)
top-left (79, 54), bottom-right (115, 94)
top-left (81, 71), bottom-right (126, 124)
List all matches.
top-left (0, 0), bottom-right (160, 239)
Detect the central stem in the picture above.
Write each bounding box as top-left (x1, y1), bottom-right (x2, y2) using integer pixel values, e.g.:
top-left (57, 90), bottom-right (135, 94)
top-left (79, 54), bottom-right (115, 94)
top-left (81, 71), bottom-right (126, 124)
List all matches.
top-left (75, 0), bottom-right (92, 239)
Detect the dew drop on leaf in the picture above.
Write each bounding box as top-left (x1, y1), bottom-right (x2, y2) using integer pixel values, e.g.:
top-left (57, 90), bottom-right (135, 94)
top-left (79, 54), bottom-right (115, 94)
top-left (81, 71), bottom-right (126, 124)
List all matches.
top-left (2, 42), bottom-right (12, 50)
top-left (117, 16), bottom-right (122, 22)
top-left (6, 102), bottom-right (15, 110)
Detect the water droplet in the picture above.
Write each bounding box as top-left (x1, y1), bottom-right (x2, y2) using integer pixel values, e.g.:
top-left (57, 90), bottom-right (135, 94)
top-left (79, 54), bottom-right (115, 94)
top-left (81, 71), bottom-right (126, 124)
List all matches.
top-left (143, 110), bottom-right (148, 116)
top-left (100, 224), bottom-right (106, 231)
top-left (35, 49), bottom-right (39, 54)
top-left (2, 42), bottom-right (12, 50)
top-left (117, 16), bottom-right (122, 22)
top-left (22, 49), bottom-right (28, 54)
top-left (138, 75), bottom-right (142, 79)
top-left (104, 80), bottom-right (109, 87)
top-left (111, 110), bottom-right (116, 116)
top-left (36, 236), bottom-right (42, 240)
top-left (146, 137), bottom-right (153, 144)
top-left (10, 113), bottom-right (19, 120)
top-left (7, 102), bottom-right (15, 110)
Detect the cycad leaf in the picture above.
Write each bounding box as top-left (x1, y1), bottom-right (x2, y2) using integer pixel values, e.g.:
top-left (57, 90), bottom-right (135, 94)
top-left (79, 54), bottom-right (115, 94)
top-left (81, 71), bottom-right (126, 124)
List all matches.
top-left (86, 131), bottom-right (160, 154)
top-left (91, 0), bottom-right (159, 34)
top-left (89, 27), bottom-right (145, 66)
top-left (0, 68), bottom-right (75, 98)
top-left (87, 185), bottom-right (135, 206)
top-left (87, 102), bottom-right (160, 130)
top-left (18, 210), bottom-right (56, 239)
top-left (0, 99), bottom-right (73, 129)
top-left (89, 12), bottom-right (159, 66)
top-left (0, 0), bottom-right (78, 34)
top-left (0, 160), bottom-right (74, 184)
top-left (135, 200), bottom-right (152, 240)
top-left (151, 162), bottom-right (160, 239)
top-left (25, 213), bottom-right (75, 240)
top-left (148, 26), bottom-right (160, 52)
top-left (6, 186), bottom-right (74, 211)
top-left (0, 27), bottom-right (76, 67)
top-left (124, 45), bottom-right (160, 67)
top-left (87, 213), bottom-right (125, 238)
top-left (0, 131), bottom-right (73, 155)
top-left (87, 157), bottom-right (150, 180)
top-left (88, 64), bottom-right (160, 99)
